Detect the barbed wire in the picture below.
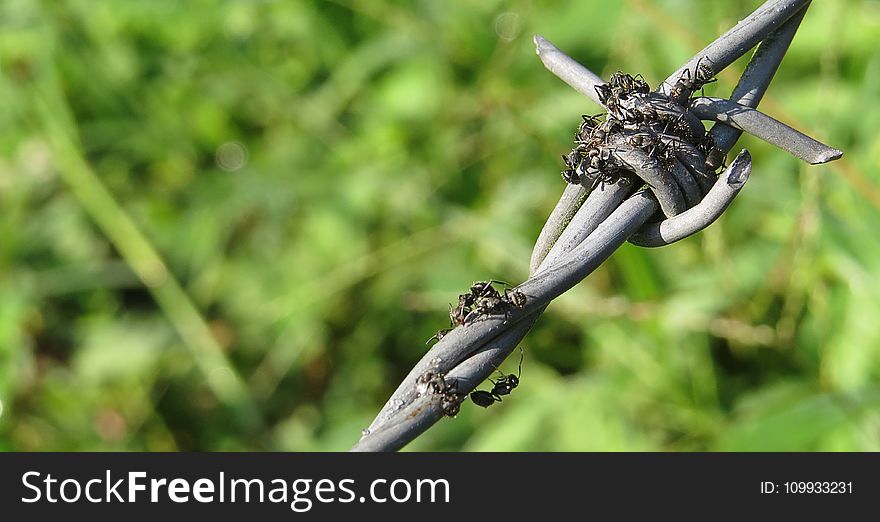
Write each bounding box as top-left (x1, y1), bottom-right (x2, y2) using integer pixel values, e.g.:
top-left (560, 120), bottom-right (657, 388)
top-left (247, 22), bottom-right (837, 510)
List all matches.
top-left (352, 0), bottom-right (839, 452)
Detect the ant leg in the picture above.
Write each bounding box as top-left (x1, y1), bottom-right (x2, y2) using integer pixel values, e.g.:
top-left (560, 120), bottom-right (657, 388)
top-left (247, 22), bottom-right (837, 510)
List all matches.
top-left (494, 346), bottom-right (524, 381)
top-left (486, 357), bottom-right (512, 383)
top-left (487, 279), bottom-right (509, 290)
top-left (516, 346), bottom-right (524, 379)
top-left (448, 303), bottom-right (459, 326)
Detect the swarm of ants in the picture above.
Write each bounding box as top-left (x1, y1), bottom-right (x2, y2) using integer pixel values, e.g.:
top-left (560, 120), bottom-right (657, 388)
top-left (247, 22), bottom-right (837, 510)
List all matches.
top-left (423, 64), bottom-right (725, 417)
top-left (560, 62), bottom-right (726, 190)
top-left (422, 280), bottom-right (527, 415)
top-left (428, 280), bottom-right (526, 345)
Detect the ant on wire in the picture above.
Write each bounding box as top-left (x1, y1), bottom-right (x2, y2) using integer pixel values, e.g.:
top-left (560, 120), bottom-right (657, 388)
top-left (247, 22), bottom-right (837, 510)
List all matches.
top-left (418, 369), bottom-right (463, 417)
top-left (429, 281), bottom-right (528, 345)
top-left (470, 347), bottom-right (524, 408)
top-left (670, 57), bottom-right (717, 103)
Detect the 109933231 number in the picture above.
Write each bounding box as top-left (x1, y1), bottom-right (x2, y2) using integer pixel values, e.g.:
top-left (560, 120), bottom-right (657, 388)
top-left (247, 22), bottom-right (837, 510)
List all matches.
top-left (783, 481), bottom-right (853, 494)
top-left (760, 481), bottom-right (853, 494)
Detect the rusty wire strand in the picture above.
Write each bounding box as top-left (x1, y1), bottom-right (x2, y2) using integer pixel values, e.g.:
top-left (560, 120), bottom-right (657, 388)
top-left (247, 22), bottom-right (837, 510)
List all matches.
top-left (352, 0), bottom-right (836, 452)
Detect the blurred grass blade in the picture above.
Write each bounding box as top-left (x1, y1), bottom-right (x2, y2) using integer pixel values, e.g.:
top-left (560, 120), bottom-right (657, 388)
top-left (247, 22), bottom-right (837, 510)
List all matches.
top-left (33, 79), bottom-right (261, 430)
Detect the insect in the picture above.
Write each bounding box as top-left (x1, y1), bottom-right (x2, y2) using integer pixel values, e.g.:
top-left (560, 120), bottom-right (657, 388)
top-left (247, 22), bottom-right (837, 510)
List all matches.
top-left (669, 58), bottom-right (717, 102)
top-left (449, 300), bottom-right (469, 327)
top-left (699, 133), bottom-right (727, 172)
top-left (609, 71), bottom-right (650, 96)
top-left (440, 388), bottom-right (463, 417)
top-left (561, 131), bottom-right (625, 190)
top-left (469, 280), bottom-right (505, 297)
top-left (418, 369), bottom-right (463, 417)
top-left (596, 72), bottom-right (650, 114)
top-left (469, 348), bottom-right (524, 408)
top-left (440, 281), bottom-right (525, 343)
top-left (561, 167), bottom-right (580, 185)
top-left (594, 83), bottom-right (614, 108)
top-left (623, 128), bottom-right (667, 164)
top-left (606, 72), bottom-right (651, 121)
top-left (705, 147), bottom-right (726, 171)
top-left (463, 293), bottom-right (503, 325)
top-left (448, 280), bottom-right (515, 326)
top-left (577, 114), bottom-right (603, 140)
top-left (503, 287), bottom-right (526, 308)
top-left (467, 284), bottom-right (526, 323)
top-left (449, 281), bottom-right (496, 326)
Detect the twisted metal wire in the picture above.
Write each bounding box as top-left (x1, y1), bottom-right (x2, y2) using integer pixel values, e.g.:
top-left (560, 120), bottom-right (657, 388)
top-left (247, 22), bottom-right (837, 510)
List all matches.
top-left (352, 0), bottom-right (840, 452)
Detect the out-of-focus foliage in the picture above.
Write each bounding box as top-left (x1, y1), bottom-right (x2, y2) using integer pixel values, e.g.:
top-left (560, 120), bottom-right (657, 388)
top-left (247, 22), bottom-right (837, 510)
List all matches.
top-left (1, 0), bottom-right (878, 451)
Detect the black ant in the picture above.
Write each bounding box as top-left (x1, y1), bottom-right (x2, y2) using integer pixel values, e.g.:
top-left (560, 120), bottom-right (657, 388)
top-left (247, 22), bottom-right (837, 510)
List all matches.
top-left (609, 71), bottom-right (649, 96)
top-left (670, 58), bottom-right (717, 103)
top-left (432, 284), bottom-right (526, 346)
top-left (462, 280), bottom-right (506, 324)
top-left (699, 133), bottom-right (727, 172)
top-left (449, 281), bottom-right (498, 326)
top-left (451, 280), bottom-right (522, 326)
top-left (465, 282), bottom-right (527, 324)
top-left (469, 280), bottom-right (506, 297)
top-left (470, 348), bottom-right (523, 408)
top-left (597, 72), bottom-right (650, 119)
top-left (608, 72), bottom-right (651, 120)
top-left (577, 114), bottom-right (603, 139)
top-left (503, 287), bottom-right (526, 308)
top-left (463, 293), bottom-right (503, 325)
top-left (594, 83), bottom-right (613, 108)
top-left (418, 369), bottom-right (463, 417)
top-left (704, 148), bottom-right (726, 172)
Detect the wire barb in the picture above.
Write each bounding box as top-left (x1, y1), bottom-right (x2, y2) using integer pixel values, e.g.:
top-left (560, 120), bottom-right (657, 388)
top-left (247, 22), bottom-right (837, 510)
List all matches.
top-left (628, 149), bottom-right (753, 247)
top-left (351, 0), bottom-right (840, 452)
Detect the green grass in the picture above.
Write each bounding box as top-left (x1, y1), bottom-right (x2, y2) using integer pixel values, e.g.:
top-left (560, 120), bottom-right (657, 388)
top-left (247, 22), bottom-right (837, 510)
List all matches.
top-left (1, 0), bottom-right (878, 451)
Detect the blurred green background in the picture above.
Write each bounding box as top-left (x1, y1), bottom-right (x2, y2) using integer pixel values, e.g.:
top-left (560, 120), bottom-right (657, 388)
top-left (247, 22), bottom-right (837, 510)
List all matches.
top-left (1, 0), bottom-right (879, 451)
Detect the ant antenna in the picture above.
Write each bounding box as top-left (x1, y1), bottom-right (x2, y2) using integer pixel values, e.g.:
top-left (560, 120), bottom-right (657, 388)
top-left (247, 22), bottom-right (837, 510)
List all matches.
top-left (485, 345), bottom-right (524, 381)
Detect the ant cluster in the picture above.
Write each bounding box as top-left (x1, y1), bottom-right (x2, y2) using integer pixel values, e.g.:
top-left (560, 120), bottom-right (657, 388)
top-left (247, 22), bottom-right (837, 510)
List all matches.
top-left (416, 351), bottom-right (525, 415)
top-left (423, 281), bottom-right (529, 413)
top-left (561, 62), bottom-right (725, 189)
top-left (427, 280), bottom-right (527, 345)
top-left (417, 369), bottom-right (463, 417)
